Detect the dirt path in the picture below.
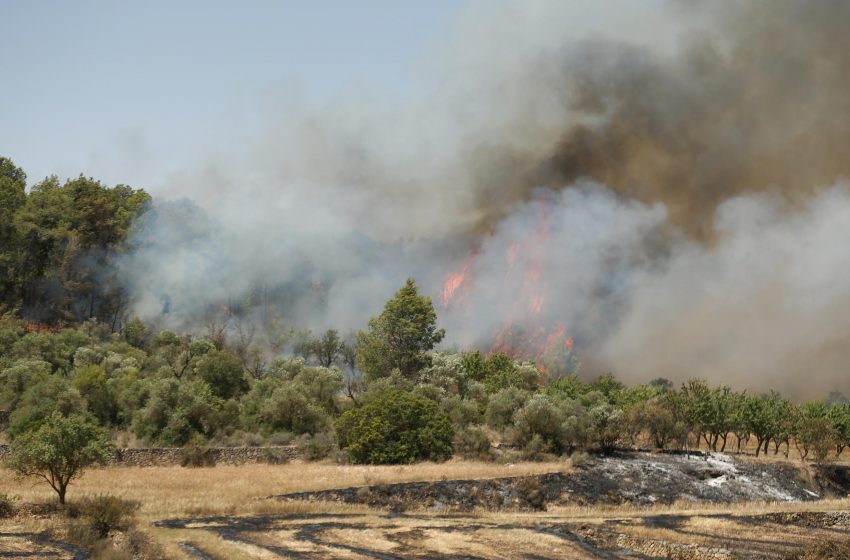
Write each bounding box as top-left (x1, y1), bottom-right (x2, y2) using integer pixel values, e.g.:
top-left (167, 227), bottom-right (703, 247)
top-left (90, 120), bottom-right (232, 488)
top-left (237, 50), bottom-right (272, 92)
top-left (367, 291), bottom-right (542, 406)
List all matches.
top-left (153, 508), bottom-right (850, 559)
top-left (0, 530), bottom-right (88, 559)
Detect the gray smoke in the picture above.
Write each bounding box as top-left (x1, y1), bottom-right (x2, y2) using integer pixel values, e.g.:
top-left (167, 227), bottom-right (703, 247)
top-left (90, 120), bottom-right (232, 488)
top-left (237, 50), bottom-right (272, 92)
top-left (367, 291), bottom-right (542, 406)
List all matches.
top-left (120, 0), bottom-right (850, 397)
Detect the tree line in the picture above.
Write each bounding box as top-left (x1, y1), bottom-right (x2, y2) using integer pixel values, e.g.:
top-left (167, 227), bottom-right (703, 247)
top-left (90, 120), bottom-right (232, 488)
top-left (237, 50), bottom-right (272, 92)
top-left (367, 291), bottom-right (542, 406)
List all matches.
top-left (3, 155), bottom-right (850, 504)
top-left (3, 278), bottom-right (849, 467)
top-left (0, 157), bottom-right (150, 327)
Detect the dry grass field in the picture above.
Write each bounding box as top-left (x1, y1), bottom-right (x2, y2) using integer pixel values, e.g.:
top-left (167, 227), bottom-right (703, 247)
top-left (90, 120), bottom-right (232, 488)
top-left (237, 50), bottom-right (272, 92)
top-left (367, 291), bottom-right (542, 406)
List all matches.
top-left (1, 454), bottom-right (849, 559)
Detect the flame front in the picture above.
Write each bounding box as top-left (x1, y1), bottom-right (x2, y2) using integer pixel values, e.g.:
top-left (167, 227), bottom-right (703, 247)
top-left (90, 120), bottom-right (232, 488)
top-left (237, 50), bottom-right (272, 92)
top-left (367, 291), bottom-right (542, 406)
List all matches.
top-left (442, 197), bottom-right (578, 376)
top-left (441, 248), bottom-right (479, 308)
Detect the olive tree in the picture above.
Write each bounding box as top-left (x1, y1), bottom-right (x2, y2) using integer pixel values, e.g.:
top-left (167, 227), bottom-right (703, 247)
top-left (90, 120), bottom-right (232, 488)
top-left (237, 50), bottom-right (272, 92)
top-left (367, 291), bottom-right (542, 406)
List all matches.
top-left (7, 412), bottom-right (110, 504)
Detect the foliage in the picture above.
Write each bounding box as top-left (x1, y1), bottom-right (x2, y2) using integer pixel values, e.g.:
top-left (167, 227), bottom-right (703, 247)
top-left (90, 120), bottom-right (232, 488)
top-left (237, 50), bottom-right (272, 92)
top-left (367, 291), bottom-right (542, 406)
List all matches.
top-left (356, 279), bottom-right (444, 380)
top-left (627, 400), bottom-right (680, 450)
top-left (7, 375), bottom-right (86, 437)
top-left (335, 391), bottom-right (453, 464)
top-left (296, 432), bottom-right (337, 460)
top-left (8, 412), bottom-right (110, 504)
top-left (453, 426), bottom-right (492, 460)
top-left (1, 161), bottom-right (150, 325)
top-left (179, 437), bottom-right (217, 467)
top-left (192, 348), bottom-right (248, 400)
top-left (77, 494), bottom-right (140, 537)
top-left (0, 494), bottom-right (17, 518)
top-left (132, 378), bottom-right (226, 446)
top-left (514, 394), bottom-right (563, 452)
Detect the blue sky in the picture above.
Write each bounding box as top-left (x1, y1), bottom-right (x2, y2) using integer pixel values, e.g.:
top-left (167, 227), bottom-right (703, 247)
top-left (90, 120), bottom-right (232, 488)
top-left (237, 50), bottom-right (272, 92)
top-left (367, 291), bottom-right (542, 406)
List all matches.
top-left (2, 1), bottom-right (468, 188)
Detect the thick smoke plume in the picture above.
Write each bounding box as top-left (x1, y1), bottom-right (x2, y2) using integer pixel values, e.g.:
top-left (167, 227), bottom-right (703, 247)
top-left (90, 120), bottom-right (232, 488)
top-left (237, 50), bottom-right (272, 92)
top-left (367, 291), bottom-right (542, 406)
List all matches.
top-left (121, 0), bottom-right (850, 397)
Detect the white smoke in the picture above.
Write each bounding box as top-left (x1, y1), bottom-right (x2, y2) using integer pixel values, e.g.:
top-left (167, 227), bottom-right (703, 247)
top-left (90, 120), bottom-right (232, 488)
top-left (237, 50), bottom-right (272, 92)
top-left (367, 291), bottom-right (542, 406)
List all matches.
top-left (119, 1), bottom-right (850, 397)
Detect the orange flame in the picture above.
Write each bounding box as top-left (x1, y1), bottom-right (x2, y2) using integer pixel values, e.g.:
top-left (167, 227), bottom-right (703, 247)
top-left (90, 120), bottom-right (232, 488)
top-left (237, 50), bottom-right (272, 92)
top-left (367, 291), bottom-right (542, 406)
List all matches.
top-left (25, 322), bottom-right (62, 334)
top-left (441, 248), bottom-right (480, 308)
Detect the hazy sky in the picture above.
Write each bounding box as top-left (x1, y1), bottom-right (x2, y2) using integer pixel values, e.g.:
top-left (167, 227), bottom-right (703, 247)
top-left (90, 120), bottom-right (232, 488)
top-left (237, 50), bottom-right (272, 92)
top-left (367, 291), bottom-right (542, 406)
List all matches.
top-left (2, 0), bottom-right (677, 193)
top-left (2, 0), bottom-right (471, 188)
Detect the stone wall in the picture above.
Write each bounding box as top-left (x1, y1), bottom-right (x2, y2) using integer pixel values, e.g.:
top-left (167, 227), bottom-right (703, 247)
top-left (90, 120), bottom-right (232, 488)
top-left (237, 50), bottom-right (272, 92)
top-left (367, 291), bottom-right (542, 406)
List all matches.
top-left (0, 444), bottom-right (299, 467)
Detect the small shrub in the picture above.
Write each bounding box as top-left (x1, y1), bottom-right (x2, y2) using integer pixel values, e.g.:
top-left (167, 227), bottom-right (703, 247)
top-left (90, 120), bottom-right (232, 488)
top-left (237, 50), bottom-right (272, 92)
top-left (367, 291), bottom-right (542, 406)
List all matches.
top-left (65, 522), bottom-right (100, 549)
top-left (355, 486), bottom-right (372, 501)
top-left (297, 432), bottom-right (336, 461)
top-left (516, 477), bottom-right (546, 510)
top-left (123, 528), bottom-right (166, 560)
top-left (180, 438), bottom-right (216, 467)
top-left (259, 448), bottom-right (291, 465)
top-left (569, 450), bottom-right (590, 468)
top-left (454, 427), bottom-right (492, 460)
top-left (265, 431), bottom-right (296, 446)
top-left (0, 494), bottom-right (18, 519)
top-left (521, 434), bottom-right (556, 461)
top-left (78, 494), bottom-right (140, 538)
top-left (0, 494), bottom-right (17, 518)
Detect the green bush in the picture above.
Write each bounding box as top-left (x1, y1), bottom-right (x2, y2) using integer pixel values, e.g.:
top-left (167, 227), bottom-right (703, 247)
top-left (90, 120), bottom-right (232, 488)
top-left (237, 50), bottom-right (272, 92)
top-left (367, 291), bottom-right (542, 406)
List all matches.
top-left (0, 493), bottom-right (17, 518)
top-left (453, 427), bottom-right (492, 460)
top-left (257, 386), bottom-right (331, 435)
top-left (514, 394), bottom-right (563, 451)
top-left (131, 378), bottom-right (224, 446)
top-left (485, 387), bottom-right (528, 428)
top-left (77, 494), bottom-right (140, 538)
top-left (440, 395), bottom-right (481, 428)
top-left (296, 432), bottom-right (337, 460)
top-left (335, 391), bottom-right (453, 464)
top-left (179, 438), bottom-right (216, 468)
top-left (516, 476), bottom-right (545, 510)
top-left (259, 448), bottom-right (291, 465)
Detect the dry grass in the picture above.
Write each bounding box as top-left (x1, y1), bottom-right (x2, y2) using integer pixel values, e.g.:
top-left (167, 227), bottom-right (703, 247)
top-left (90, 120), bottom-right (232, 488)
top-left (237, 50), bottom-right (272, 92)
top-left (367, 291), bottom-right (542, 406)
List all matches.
top-left (2, 454), bottom-right (849, 559)
top-left (0, 458), bottom-right (568, 519)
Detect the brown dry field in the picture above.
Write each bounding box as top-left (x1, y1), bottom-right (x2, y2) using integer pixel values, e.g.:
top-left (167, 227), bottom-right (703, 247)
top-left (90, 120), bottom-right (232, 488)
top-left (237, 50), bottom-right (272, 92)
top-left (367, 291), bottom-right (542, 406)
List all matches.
top-left (1, 448), bottom-right (849, 559)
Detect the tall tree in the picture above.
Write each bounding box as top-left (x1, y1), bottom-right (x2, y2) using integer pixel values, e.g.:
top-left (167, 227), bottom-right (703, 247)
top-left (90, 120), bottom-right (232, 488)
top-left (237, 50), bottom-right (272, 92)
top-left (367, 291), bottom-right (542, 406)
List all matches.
top-left (356, 279), bottom-right (445, 380)
top-left (0, 157), bottom-right (27, 308)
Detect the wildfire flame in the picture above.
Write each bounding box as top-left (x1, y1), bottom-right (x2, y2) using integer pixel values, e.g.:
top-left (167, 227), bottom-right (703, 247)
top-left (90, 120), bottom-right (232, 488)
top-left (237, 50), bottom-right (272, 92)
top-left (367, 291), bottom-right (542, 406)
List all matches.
top-left (441, 248), bottom-right (480, 308)
top-left (25, 322), bottom-right (62, 334)
top-left (441, 197), bottom-right (577, 375)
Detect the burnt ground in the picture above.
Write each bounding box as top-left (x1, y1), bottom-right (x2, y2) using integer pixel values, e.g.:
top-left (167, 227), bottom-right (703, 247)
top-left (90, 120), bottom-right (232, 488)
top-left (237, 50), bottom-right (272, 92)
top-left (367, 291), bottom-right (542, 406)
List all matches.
top-left (6, 453), bottom-right (849, 559)
top-left (144, 452), bottom-right (850, 559)
top-left (155, 509), bottom-right (850, 559)
top-left (274, 452), bottom-right (846, 511)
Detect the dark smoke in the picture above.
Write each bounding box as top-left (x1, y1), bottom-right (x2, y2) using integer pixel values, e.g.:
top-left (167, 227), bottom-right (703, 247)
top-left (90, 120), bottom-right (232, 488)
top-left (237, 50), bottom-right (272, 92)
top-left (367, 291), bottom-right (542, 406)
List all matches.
top-left (121, 1), bottom-right (850, 397)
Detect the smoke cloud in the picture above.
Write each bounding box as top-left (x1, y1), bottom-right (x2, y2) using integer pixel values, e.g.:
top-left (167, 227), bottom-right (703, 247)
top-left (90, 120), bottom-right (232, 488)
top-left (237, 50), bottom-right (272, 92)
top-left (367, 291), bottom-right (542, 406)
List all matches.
top-left (120, 0), bottom-right (850, 397)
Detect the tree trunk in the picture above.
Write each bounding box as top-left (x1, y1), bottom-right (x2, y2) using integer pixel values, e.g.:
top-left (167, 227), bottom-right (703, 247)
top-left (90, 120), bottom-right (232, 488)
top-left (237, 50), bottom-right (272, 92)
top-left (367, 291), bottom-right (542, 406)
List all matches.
top-left (720, 433), bottom-right (728, 452)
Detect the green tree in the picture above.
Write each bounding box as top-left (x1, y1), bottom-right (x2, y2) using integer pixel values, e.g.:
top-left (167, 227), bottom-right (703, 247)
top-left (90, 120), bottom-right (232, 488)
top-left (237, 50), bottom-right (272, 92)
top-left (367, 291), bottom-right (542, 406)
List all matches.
top-left (7, 376), bottom-right (86, 438)
top-left (356, 279), bottom-right (445, 380)
top-left (0, 157), bottom-right (27, 308)
top-left (308, 329), bottom-right (344, 367)
top-left (72, 364), bottom-right (118, 425)
top-left (7, 412), bottom-right (110, 504)
top-left (132, 378), bottom-right (225, 446)
top-left (192, 349), bottom-right (248, 400)
top-left (335, 391), bottom-right (453, 464)
top-left (827, 403), bottom-right (850, 456)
